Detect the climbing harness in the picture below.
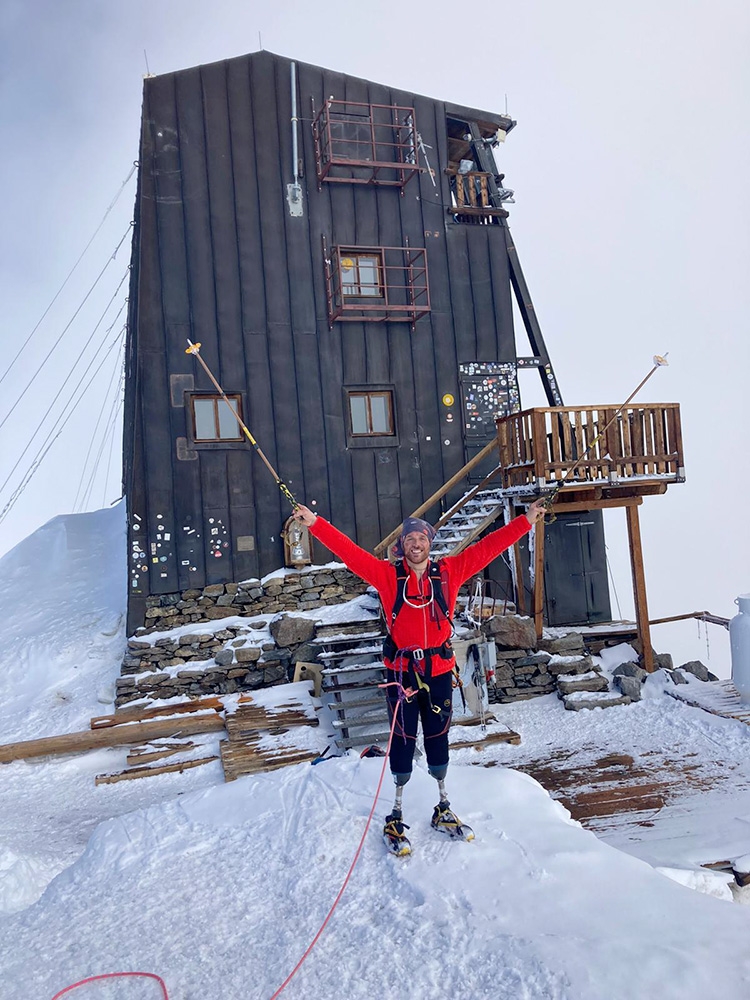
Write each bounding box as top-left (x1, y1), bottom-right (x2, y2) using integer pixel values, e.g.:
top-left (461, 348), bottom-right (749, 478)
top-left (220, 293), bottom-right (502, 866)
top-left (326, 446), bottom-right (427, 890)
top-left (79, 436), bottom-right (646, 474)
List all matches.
top-left (185, 340), bottom-right (298, 511)
top-left (381, 557), bottom-right (465, 713)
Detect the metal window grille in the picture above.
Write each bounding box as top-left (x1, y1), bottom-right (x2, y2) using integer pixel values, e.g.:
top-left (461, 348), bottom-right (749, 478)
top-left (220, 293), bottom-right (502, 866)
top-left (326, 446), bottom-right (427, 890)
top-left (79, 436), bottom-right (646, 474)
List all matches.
top-left (312, 99), bottom-right (422, 189)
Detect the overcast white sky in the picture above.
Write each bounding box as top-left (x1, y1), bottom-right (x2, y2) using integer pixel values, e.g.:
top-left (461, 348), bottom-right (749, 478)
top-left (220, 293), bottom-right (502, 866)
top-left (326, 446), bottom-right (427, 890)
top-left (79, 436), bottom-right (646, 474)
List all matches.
top-left (0, 0), bottom-right (748, 664)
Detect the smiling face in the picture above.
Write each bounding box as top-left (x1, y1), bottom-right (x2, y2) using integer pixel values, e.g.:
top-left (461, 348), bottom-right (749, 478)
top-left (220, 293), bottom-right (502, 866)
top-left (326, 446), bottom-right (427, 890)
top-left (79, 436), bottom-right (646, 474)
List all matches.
top-left (402, 530), bottom-right (431, 568)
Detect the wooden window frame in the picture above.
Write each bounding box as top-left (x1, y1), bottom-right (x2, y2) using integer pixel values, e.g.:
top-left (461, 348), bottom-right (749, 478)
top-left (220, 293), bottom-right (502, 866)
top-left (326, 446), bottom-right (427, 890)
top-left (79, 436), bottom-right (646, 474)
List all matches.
top-left (340, 251), bottom-right (384, 299)
top-left (345, 386), bottom-right (398, 448)
top-left (189, 393), bottom-right (245, 444)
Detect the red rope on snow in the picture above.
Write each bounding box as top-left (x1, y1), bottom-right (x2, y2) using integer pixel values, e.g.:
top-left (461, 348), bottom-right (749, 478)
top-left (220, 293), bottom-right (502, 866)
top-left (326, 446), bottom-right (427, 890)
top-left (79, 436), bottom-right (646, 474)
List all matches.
top-left (268, 682), bottom-right (406, 1000)
top-left (50, 971), bottom-right (168, 999)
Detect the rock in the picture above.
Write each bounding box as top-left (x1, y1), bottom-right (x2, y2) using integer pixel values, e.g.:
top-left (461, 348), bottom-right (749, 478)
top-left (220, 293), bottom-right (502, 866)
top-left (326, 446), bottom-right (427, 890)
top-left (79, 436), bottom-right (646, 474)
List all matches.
top-left (235, 646), bottom-right (262, 663)
top-left (270, 614), bottom-right (316, 646)
top-left (669, 669), bottom-right (689, 685)
top-left (291, 642), bottom-right (319, 665)
top-left (616, 675), bottom-right (642, 701)
top-left (613, 662), bottom-right (647, 683)
top-left (484, 615), bottom-right (537, 650)
top-left (678, 660), bottom-right (710, 682)
top-left (563, 692), bottom-right (632, 711)
top-left (547, 654), bottom-right (594, 676)
top-left (263, 663), bottom-right (288, 684)
top-left (538, 632), bottom-right (585, 655)
top-left (512, 652), bottom-right (551, 668)
top-left (216, 594), bottom-right (235, 606)
top-left (214, 649), bottom-right (234, 666)
top-left (652, 652), bottom-right (674, 671)
top-left (557, 672), bottom-right (610, 695)
top-left (202, 584), bottom-right (225, 598)
top-left (204, 606), bottom-right (236, 620)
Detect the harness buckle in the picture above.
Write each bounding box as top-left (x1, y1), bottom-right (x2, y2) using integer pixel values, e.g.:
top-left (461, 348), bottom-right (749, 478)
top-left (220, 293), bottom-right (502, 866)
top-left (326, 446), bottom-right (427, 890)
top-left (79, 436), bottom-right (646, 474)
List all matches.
top-left (412, 647), bottom-right (425, 661)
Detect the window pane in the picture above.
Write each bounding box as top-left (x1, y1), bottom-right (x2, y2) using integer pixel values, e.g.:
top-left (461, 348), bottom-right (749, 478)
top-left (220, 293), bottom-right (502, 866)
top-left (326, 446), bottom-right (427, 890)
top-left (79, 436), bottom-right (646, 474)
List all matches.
top-left (358, 257), bottom-right (380, 296)
top-left (369, 394), bottom-right (391, 433)
top-left (349, 395), bottom-right (369, 435)
top-left (218, 399), bottom-right (241, 439)
top-left (194, 399), bottom-right (216, 440)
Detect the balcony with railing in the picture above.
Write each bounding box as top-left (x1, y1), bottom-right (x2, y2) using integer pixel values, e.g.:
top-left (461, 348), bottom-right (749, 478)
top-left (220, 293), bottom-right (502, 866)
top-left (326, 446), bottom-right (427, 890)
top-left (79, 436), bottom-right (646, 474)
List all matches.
top-left (312, 100), bottom-right (422, 189)
top-left (446, 168), bottom-right (509, 223)
top-left (495, 404), bottom-right (685, 497)
top-left (322, 241), bottom-right (430, 328)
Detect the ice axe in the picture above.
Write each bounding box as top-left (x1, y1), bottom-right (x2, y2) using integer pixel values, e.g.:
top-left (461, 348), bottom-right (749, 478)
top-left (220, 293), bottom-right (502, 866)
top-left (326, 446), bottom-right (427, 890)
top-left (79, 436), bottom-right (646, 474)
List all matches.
top-left (185, 340), bottom-right (298, 510)
top-left (540, 354), bottom-right (669, 522)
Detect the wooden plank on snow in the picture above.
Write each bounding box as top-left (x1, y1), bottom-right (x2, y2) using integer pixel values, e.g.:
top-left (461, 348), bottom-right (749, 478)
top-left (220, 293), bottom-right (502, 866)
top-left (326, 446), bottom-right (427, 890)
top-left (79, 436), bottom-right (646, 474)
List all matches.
top-left (0, 714), bottom-right (226, 764)
top-left (95, 755), bottom-right (219, 785)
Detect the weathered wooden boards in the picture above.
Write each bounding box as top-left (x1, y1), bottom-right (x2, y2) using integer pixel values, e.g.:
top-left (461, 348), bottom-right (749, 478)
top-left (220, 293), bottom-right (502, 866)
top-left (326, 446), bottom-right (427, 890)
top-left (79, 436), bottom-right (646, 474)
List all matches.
top-left (0, 712), bottom-right (226, 764)
top-left (0, 691), bottom-right (321, 790)
top-left (95, 754), bottom-right (219, 786)
top-left (220, 700), bottom-right (320, 781)
top-left (449, 727), bottom-right (521, 751)
top-left (665, 679), bottom-right (750, 726)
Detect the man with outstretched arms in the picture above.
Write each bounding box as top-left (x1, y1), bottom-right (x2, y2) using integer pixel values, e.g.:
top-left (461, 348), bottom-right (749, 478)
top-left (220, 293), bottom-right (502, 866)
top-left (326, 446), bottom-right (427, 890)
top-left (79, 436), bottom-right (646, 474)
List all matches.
top-left (293, 499), bottom-right (546, 854)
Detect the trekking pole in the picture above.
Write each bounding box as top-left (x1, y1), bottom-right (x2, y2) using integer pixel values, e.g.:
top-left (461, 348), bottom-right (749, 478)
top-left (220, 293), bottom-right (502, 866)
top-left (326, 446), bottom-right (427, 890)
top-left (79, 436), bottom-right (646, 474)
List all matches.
top-left (541, 354), bottom-right (669, 522)
top-left (185, 340), bottom-right (298, 510)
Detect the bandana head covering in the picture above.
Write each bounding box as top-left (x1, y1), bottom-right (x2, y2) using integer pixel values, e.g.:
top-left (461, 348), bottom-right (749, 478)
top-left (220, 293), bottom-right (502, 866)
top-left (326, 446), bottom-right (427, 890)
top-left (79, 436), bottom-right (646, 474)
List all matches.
top-left (392, 516), bottom-right (436, 558)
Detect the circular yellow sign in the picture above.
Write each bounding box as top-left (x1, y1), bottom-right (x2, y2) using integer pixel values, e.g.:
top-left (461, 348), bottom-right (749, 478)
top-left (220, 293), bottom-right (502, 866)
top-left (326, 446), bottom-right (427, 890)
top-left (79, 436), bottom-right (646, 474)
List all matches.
top-left (341, 257), bottom-right (354, 270)
top-left (442, 393), bottom-right (455, 407)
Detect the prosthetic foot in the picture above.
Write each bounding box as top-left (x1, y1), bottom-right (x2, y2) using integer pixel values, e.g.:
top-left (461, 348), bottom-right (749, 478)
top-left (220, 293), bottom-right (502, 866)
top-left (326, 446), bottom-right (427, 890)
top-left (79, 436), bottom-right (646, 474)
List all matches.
top-left (383, 810), bottom-right (412, 857)
top-left (430, 800), bottom-right (475, 841)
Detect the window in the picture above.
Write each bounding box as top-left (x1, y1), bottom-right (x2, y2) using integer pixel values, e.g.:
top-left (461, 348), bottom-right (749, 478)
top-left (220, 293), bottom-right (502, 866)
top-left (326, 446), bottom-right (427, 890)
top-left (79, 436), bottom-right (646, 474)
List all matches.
top-left (347, 390), bottom-right (395, 437)
top-left (341, 253), bottom-right (383, 298)
top-left (190, 394), bottom-right (244, 442)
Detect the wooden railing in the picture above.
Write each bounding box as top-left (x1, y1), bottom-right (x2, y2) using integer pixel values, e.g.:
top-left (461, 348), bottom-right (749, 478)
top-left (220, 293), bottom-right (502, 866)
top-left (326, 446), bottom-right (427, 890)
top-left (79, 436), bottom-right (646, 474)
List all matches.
top-left (495, 404), bottom-right (685, 490)
top-left (373, 438), bottom-right (500, 556)
top-left (446, 169), bottom-right (508, 218)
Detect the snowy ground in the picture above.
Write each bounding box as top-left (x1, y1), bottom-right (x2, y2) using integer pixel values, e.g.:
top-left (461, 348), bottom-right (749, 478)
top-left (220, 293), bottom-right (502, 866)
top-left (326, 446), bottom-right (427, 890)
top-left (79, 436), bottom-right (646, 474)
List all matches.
top-left (2, 505), bottom-right (750, 1000)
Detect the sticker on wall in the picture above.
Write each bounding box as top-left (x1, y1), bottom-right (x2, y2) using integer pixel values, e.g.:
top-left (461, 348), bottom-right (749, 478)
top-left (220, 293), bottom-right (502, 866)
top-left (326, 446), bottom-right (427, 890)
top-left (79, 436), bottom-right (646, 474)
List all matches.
top-left (442, 393), bottom-right (454, 407)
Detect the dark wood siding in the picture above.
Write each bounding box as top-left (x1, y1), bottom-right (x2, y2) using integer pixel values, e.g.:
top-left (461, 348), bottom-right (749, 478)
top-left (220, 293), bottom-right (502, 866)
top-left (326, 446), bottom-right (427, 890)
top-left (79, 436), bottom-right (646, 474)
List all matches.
top-left (125, 49), bottom-right (542, 624)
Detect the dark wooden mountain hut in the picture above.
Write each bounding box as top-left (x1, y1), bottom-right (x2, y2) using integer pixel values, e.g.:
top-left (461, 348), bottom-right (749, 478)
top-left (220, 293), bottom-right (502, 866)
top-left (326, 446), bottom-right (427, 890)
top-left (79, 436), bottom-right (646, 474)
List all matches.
top-left (124, 49), bottom-right (614, 634)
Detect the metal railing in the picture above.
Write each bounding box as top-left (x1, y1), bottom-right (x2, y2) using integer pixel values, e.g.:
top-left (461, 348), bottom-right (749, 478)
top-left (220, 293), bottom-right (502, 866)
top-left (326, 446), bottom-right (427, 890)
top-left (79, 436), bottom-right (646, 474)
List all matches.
top-left (323, 241), bottom-right (430, 328)
top-left (312, 100), bottom-right (422, 188)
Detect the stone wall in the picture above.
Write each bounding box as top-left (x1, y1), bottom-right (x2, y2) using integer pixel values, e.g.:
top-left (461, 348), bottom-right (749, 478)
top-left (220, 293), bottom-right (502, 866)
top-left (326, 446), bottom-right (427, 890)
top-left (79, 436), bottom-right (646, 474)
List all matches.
top-left (134, 566), bottom-right (368, 635)
top-left (481, 615), bottom-right (590, 703)
top-left (118, 566), bottom-right (369, 708)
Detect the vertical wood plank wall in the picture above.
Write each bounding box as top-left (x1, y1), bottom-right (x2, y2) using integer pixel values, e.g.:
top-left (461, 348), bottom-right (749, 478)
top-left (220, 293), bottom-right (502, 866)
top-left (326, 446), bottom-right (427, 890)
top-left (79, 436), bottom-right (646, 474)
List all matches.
top-left (124, 50), bottom-right (519, 628)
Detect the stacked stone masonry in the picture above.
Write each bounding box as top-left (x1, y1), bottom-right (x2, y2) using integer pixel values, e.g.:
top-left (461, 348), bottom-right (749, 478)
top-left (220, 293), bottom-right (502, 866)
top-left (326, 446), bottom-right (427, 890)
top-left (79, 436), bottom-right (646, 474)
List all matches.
top-left (137, 568), bottom-right (367, 634)
top-left (118, 567), bottom-right (368, 708)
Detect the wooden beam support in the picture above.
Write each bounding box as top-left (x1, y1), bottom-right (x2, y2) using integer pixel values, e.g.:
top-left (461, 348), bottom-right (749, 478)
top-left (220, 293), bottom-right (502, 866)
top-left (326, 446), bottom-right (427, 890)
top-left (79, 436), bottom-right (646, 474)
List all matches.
top-left (0, 713), bottom-right (226, 764)
top-left (626, 503), bottom-right (654, 672)
top-left (551, 497), bottom-right (643, 514)
top-left (533, 518), bottom-right (545, 639)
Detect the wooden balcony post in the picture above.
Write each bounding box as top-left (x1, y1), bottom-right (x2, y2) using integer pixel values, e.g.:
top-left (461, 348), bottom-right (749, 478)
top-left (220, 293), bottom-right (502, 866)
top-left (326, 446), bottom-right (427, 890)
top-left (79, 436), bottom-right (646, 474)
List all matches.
top-left (625, 503), bottom-right (655, 672)
top-left (532, 409), bottom-right (547, 488)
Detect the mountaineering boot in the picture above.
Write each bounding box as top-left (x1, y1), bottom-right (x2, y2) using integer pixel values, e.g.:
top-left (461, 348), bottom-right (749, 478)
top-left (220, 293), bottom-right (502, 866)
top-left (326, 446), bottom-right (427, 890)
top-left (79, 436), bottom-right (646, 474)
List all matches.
top-left (383, 810), bottom-right (412, 857)
top-left (431, 800), bottom-right (474, 842)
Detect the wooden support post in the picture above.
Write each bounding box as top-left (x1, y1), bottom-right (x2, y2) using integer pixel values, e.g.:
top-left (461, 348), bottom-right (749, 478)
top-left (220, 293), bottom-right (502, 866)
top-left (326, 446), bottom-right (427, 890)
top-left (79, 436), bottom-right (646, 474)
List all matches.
top-left (626, 503), bottom-right (655, 672)
top-left (533, 518), bottom-right (545, 639)
top-left (513, 538), bottom-right (526, 615)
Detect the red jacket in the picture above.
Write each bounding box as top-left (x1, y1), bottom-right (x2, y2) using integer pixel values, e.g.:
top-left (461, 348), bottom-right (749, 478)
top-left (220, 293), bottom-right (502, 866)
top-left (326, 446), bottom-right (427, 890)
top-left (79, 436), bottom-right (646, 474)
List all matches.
top-left (309, 515), bottom-right (531, 676)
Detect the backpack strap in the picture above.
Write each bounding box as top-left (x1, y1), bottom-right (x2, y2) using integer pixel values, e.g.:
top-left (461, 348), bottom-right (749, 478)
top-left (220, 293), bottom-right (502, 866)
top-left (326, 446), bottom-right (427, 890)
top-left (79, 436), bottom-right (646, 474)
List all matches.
top-left (389, 559), bottom-right (410, 628)
top-left (389, 559), bottom-right (451, 630)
